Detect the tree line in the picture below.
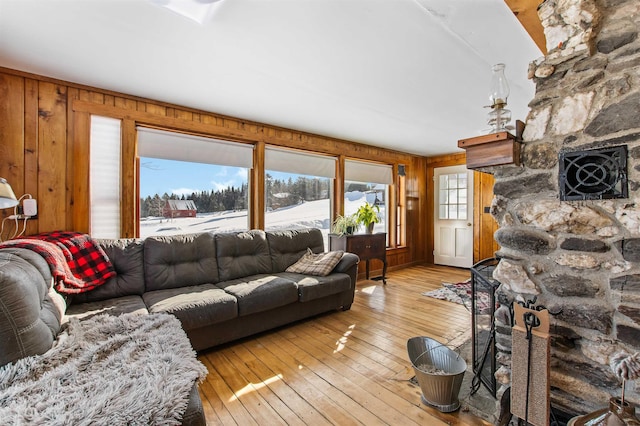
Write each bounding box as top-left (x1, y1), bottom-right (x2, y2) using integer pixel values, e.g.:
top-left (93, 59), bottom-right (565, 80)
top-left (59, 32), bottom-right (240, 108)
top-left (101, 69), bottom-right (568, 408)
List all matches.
top-left (140, 174), bottom-right (333, 218)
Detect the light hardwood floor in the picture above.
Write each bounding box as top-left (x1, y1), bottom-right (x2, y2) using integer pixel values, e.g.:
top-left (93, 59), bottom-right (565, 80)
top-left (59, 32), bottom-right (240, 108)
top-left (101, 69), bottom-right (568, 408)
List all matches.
top-left (197, 264), bottom-right (491, 425)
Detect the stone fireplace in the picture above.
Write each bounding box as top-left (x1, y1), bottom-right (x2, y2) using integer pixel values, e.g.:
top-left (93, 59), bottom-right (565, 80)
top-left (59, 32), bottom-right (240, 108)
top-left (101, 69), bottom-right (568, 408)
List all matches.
top-left (485, 0), bottom-right (640, 417)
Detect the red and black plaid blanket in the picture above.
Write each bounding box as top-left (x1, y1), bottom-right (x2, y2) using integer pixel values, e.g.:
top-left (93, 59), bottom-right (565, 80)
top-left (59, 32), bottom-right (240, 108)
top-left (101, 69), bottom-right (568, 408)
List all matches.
top-left (0, 231), bottom-right (116, 294)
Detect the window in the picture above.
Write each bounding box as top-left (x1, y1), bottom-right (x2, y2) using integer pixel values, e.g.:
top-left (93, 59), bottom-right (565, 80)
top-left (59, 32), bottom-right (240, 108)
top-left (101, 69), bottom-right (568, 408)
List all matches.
top-left (438, 172), bottom-right (468, 220)
top-left (344, 159), bottom-right (393, 237)
top-left (137, 128), bottom-right (253, 238)
top-left (264, 147), bottom-right (335, 247)
top-left (90, 116), bottom-right (122, 239)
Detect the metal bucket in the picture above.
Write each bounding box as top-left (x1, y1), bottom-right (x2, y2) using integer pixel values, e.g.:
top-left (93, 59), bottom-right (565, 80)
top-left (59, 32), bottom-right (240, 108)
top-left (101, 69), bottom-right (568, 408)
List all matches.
top-left (407, 336), bottom-right (467, 412)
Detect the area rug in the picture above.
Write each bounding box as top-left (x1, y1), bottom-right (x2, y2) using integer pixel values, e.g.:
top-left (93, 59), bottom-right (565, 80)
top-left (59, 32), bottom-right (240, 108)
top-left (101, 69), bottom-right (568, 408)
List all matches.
top-left (0, 313), bottom-right (207, 425)
top-left (422, 280), bottom-right (491, 313)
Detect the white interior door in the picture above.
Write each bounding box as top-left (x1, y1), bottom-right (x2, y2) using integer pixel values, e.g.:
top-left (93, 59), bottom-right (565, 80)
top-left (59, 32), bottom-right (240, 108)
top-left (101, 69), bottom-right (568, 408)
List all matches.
top-left (433, 165), bottom-right (474, 268)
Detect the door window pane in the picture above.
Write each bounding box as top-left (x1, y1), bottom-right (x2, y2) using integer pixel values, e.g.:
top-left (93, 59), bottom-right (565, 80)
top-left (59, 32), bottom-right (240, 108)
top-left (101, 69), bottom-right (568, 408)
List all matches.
top-left (438, 172), bottom-right (468, 220)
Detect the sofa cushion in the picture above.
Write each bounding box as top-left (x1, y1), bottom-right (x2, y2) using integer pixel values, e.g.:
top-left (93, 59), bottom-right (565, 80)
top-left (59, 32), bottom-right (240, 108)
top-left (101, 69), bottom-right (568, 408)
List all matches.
top-left (0, 250), bottom-right (66, 367)
top-left (266, 228), bottom-right (325, 272)
top-left (215, 230), bottom-right (272, 281)
top-left (64, 295), bottom-right (148, 322)
top-left (217, 274), bottom-right (298, 316)
top-left (277, 272), bottom-right (352, 302)
top-left (144, 233), bottom-right (218, 291)
top-left (285, 249), bottom-right (344, 277)
top-left (143, 284), bottom-right (238, 330)
top-left (72, 238), bottom-right (145, 303)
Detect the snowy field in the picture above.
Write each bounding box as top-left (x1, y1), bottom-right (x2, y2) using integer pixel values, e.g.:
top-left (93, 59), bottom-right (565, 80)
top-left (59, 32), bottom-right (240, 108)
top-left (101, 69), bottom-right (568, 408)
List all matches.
top-left (140, 191), bottom-right (386, 249)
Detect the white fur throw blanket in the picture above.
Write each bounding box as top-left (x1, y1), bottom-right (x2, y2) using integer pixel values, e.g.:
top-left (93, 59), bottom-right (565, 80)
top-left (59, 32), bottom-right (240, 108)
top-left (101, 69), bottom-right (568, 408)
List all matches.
top-left (0, 313), bottom-right (207, 425)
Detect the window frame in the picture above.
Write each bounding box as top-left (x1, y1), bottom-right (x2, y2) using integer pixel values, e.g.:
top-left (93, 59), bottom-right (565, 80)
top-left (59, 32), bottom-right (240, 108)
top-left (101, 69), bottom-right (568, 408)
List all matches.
top-left (136, 128), bottom-right (254, 238)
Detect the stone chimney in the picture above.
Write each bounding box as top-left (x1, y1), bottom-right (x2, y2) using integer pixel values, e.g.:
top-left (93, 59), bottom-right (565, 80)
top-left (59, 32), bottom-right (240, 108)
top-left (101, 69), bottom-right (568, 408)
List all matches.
top-left (488, 0), bottom-right (640, 416)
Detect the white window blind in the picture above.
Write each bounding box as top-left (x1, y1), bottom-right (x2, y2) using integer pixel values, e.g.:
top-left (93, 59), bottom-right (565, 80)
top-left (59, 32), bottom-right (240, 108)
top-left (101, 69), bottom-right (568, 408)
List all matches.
top-left (345, 159), bottom-right (393, 185)
top-left (137, 127), bottom-right (253, 168)
top-left (265, 146), bottom-right (336, 178)
top-left (90, 116), bottom-right (121, 239)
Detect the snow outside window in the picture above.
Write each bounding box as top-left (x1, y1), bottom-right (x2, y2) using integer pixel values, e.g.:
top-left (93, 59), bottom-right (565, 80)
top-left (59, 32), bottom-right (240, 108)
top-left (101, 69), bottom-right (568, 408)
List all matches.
top-left (344, 160), bottom-right (393, 238)
top-left (264, 147), bottom-right (336, 249)
top-left (137, 128), bottom-right (252, 238)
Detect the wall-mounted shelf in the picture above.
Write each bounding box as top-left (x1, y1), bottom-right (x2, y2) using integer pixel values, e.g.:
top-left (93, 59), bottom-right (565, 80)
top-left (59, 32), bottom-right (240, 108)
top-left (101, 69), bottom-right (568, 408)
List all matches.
top-left (458, 120), bottom-right (524, 169)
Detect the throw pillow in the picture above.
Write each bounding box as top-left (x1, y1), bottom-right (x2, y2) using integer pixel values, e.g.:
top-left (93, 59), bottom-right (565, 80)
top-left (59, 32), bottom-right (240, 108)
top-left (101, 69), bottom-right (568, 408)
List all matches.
top-left (285, 248), bottom-right (344, 277)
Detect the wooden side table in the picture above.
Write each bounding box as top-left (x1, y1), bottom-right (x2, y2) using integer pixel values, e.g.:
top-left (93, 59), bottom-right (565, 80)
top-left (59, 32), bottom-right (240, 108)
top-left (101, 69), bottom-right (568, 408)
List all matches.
top-left (329, 233), bottom-right (387, 284)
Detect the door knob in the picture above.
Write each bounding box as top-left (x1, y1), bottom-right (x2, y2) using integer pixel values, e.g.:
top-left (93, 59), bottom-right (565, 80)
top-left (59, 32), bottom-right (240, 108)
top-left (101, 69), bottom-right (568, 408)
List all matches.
top-left (467, 223), bottom-right (472, 226)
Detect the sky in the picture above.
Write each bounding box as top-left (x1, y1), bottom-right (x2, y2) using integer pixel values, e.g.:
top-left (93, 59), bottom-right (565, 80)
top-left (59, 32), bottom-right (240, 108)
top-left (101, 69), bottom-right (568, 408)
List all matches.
top-left (139, 157), bottom-right (318, 199)
top-left (139, 158), bottom-right (247, 198)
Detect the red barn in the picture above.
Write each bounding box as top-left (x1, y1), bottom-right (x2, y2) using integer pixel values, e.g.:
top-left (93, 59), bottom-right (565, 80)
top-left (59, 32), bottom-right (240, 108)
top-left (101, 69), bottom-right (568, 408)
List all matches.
top-left (163, 200), bottom-right (197, 218)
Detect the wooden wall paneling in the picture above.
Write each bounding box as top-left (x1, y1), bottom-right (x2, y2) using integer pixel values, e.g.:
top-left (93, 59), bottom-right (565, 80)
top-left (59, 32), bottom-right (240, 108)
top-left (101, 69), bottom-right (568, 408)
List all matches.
top-left (425, 160), bottom-right (435, 265)
top-left (388, 167), bottom-right (397, 248)
top-left (78, 90), bottom-right (90, 103)
top-left (395, 165), bottom-right (407, 248)
top-left (24, 78), bottom-right (39, 236)
top-left (251, 141), bottom-right (265, 230)
top-left (114, 96), bottom-right (137, 111)
top-left (67, 87), bottom-right (87, 233)
top-left (66, 87), bottom-right (78, 231)
top-left (89, 91), bottom-right (104, 104)
top-left (0, 74), bottom-right (24, 228)
top-left (483, 176), bottom-right (498, 259)
top-left (386, 248), bottom-right (415, 272)
top-left (70, 108), bottom-right (90, 233)
top-left (37, 82), bottom-right (68, 233)
top-left (404, 156), bottom-right (425, 263)
top-left (174, 109), bottom-right (192, 122)
top-left (121, 119), bottom-right (137, 238)
top-left (240, 121), bottom-right (258, 134)
top-left (200, 113), bottom-right (217, 127)
top-left (473, 171), bottom-right (499, 262)
top-left (473, 172), bottom-right (482, 263)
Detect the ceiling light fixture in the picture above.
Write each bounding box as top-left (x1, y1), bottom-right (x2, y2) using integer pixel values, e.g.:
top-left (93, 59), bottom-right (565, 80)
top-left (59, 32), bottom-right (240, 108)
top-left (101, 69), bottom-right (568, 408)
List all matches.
top-left (487, 63), bottom-right (512, 133)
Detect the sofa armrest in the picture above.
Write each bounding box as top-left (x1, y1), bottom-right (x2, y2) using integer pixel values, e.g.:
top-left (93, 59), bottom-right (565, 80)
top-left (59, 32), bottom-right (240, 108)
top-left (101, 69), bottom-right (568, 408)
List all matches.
top-left (332, 252), bottom-right (359, 274)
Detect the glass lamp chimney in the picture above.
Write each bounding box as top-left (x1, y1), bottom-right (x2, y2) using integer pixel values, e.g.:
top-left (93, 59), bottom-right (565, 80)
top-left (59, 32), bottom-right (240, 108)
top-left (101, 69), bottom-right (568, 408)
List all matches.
top-left (489, 63), bottom-right (510, 108)
top-left (487, 63), bottom-right (512, 132)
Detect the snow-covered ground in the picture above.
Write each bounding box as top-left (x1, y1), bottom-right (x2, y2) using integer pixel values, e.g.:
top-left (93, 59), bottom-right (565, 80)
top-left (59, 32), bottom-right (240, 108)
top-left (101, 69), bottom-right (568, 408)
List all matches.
top-left (140, 191), bottom-right (386, 248)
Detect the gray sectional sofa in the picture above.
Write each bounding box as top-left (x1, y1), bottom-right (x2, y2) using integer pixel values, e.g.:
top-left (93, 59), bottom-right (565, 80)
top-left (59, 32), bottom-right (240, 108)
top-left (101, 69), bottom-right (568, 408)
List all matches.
top-left (0, 228), bottom-right (359, 425)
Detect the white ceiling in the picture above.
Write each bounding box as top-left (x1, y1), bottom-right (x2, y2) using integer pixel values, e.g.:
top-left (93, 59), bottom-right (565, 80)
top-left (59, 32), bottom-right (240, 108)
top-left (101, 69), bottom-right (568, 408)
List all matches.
top-left (0, 0), bottom-right (542, 157)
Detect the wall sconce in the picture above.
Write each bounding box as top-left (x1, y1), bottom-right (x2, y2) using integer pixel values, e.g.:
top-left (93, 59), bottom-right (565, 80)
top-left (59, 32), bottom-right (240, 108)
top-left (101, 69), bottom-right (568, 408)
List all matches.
top-left (487, 63), bottom-right (512, 133)
top-left (0, 178), bottom-right (18, 209)
top-left (0, 178), bottom-right (38, 241)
